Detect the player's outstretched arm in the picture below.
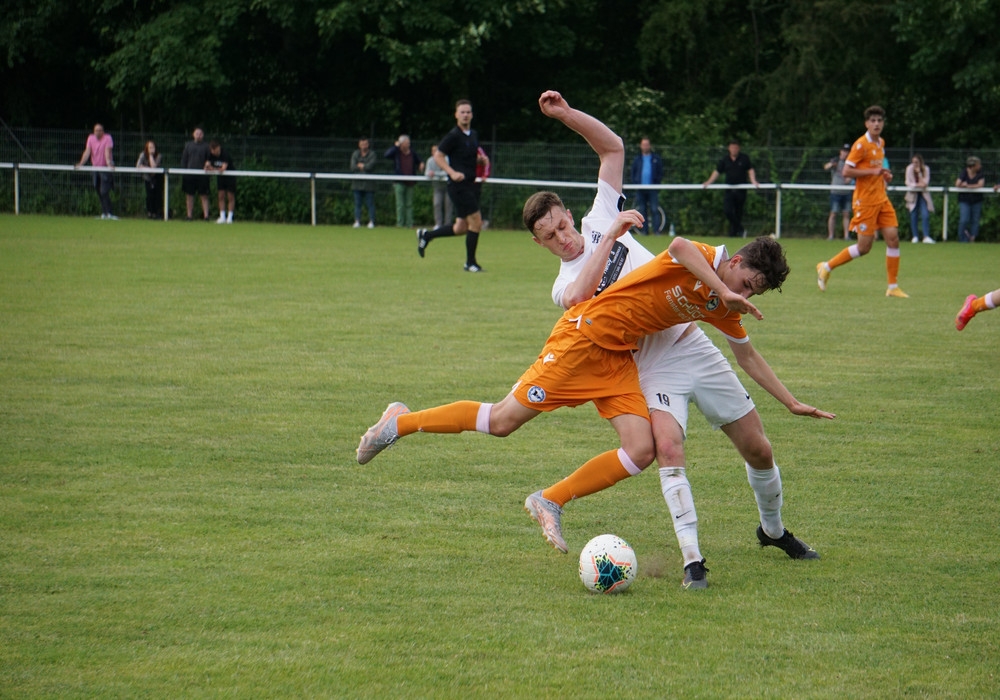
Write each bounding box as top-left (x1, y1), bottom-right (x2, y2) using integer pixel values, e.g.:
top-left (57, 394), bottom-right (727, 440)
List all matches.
top-left (538, 90), bottom-right (624, 192)
top-left (728, 340), bottom-right (835, 419)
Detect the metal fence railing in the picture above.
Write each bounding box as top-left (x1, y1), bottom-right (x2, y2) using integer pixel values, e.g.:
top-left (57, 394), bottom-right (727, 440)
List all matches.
top-left (3, 161), bottom-right (997, 242)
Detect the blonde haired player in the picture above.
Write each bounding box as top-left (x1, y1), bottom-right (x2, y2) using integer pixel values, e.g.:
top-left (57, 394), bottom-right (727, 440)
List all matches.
top-left (817, 106), bottom-right (909, 298)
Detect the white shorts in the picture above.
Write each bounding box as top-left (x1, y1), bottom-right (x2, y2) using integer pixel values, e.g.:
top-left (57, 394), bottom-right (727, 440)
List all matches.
top-left (636, 326), bottom-right (755, 435)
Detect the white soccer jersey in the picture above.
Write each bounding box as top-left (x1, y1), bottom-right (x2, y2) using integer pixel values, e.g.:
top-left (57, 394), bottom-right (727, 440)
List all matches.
top-left (549, 178), bottom-right (753, 433)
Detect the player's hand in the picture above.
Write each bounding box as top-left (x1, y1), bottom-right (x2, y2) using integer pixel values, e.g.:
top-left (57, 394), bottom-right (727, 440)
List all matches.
top-left (721, 290), bottom-right (762, 320)
top-left (612, 209), bottom-right (643, 238)
top-left (789, 402), bottom-right (836, 420)
top-left (881, 169), bottom-right (893, 183)
top-left (538, 90), bottom-right (570, 119)
top-left (451, 172), bottom-right (465, 183)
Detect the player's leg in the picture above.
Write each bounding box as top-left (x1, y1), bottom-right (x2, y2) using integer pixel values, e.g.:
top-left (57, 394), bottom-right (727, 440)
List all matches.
top-left (636, 333), bottom-right (706, 583)
top-left (526, 348), bottom-right (651, 552)
top-left (817, 205), bottom-right (876, 291)
top-left (651, 410), bottom-right (706, 586)
top-left (956, 287), bottom-right (1000, 330)
top-left (463, 209), bottom-right (483, 271)
top-left (721, 411), bottom-right (818, 559)
top-left (418, 186), bottom-right (478, 262)
top-left (878, 198), bottom-right (906, 297)
top-left (357, 393), bottom-right (540, 465)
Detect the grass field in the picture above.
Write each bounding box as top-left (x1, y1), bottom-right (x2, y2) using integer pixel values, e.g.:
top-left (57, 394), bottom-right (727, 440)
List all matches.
top-left (2, 214), bottom-right (998, 698)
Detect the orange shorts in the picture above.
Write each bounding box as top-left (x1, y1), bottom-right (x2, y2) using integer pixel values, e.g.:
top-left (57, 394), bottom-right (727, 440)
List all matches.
top-left (850, 200), bottom-right (898, 236)
top-left (511, 317), bottom-right (649, 421)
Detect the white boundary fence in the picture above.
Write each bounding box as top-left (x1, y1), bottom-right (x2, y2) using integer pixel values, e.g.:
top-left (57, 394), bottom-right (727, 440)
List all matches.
top-left (1, 162), bottom-right (995, 239)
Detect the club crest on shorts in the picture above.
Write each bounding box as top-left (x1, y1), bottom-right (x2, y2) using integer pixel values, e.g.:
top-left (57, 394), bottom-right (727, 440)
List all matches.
top-left (527, 386), bottom-right (546, 403)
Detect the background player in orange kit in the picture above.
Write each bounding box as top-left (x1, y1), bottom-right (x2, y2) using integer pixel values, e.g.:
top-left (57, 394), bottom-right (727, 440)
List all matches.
top-left (816, 106), bottom-right (908, 298)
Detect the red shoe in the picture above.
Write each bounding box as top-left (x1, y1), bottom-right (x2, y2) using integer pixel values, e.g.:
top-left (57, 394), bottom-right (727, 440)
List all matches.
top-left (955, 294), bottom-right (978, 331)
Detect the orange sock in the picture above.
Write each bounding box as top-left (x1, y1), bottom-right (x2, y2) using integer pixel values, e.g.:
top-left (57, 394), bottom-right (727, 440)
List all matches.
top-left (397, 401), bottom-right (481, 436)
top-left (886, 250), bottom-right (900, 285)
top-left (828, 247), bottom-right (855, 270)
top-left (972, 296), bottom-right (990, 313)
top-left (542, 450), bottom-right (631, 507)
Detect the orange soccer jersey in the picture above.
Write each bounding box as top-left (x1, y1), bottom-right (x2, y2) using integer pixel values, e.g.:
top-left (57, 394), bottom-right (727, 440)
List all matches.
top-left (846, 133), bottom-right (888, 207)
top-left (567, 241), bottom-right (747, 351)
top-left (511, 241), bottom-right (746, 420)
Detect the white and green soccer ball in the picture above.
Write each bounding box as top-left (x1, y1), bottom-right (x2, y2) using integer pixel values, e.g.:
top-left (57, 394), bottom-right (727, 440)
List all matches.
top-left (579, 534), bottom-right (637, 594)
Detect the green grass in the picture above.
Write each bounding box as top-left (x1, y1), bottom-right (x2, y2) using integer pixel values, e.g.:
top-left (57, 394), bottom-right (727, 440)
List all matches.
top-left (2, 214), bottom-right (999, 698)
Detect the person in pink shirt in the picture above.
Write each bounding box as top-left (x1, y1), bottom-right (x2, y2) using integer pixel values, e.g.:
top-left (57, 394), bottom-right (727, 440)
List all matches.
top-left (76, 123), bottom-right (117, 219)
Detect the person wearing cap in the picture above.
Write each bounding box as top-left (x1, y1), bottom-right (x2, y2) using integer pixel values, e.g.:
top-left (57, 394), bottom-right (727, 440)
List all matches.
top-left (955, 156), bottom-right (985, 242)
top-left (823, 144), bottom-right (854, 240)
top-left (816, 105), bottom-right (908, 298)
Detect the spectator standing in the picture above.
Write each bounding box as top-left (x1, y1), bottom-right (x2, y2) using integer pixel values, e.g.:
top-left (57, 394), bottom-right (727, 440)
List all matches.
top-left (76, 123), bottom-right (116, 219)
top-left (824, 144), bottom-right (853, 240)
top-left (135, 140), bottom-right (163, 219)
top-left (702, 139), bottom-right (759, 237)
top-left (630, 137), bottom-right (664, 235)
top-left (351, 138), bottom-right (377, 228)
top-left (425, 144), bottom-right (453, 228)
top-left (181, 127), bottom-right (211, 221)
top-left (416, 100), bottom-right (488, 272)
top-left (955, 156), bottom-right (985, 242)
top-left (205, 140), bottom-right (236, 224)
top-left (904, 154), bottom-right (935, 244)
top-left (384, 135), bottom-right (424, 228)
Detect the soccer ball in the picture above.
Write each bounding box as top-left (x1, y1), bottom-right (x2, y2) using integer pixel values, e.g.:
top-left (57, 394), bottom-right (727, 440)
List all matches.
top-left (579, 534), bottom-right (637, 594)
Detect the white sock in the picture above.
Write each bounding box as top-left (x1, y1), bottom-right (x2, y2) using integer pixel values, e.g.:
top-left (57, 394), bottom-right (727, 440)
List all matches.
top-left (475, 403), bottom-right (493, 434)
top-left (746, 462), bottom-right (783, 539)
top-left (659, 467), bottom-right (701, 565)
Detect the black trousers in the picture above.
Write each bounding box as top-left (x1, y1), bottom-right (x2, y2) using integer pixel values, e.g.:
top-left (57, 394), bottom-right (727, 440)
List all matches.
top-left (723, 189), bottom-right (747, 237)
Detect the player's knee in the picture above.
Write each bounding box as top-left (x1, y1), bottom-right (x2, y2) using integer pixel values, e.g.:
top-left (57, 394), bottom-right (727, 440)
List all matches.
top-left (655, 438), bottom-right (685, 467)
top-left (489, 418), bottom-right (518, 438)
top-left (625, 442), bottom-right (655, 471)
top-left (742, 437), bottom-right (773, 470)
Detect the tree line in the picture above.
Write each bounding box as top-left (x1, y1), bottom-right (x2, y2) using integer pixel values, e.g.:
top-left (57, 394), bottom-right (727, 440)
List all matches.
top-left (3, 0), bottom-right (999, 152)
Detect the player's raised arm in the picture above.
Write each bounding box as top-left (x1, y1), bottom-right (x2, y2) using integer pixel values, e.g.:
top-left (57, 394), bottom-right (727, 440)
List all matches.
top-left (539, 90), bottom-right (624, 192)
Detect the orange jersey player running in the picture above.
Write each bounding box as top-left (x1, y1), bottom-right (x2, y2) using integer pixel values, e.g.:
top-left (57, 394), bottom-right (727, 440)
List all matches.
top-left (357, 222), bottom-right (835, 554)
top-left (956, 288), bottom-right (1000, 330)
top-left (817, 105), bottom-right (909, 298)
